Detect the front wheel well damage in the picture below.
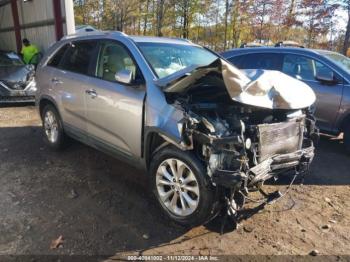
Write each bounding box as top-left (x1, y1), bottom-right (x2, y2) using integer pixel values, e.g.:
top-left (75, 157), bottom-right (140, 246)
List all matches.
top-left (144, 132), bottom-right (168, 169)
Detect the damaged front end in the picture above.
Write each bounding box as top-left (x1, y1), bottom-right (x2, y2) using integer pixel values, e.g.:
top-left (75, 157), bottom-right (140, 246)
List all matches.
top-left (154, 58), bottom-right (319, 224)
top-left (179, 101), bottom-right (317, 214)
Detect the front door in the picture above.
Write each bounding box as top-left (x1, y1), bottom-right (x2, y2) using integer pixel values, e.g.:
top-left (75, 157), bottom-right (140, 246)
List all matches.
top-left (85, 40), bottom-right (146, 158)
top-left (282, 54), bottom-right (343, 132)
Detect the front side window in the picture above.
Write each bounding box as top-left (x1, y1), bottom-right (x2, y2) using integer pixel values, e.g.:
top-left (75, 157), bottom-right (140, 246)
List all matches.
top-left (282, 55), bottom-right (315, 80)
top-left (60, 41), bottom-right (97, 75)
top-left (282, 54), bottom-right (340, 83)
top-left (137, 42), bottom-right (218, 79)
top-left (95, 41), bottom-right (139, 82)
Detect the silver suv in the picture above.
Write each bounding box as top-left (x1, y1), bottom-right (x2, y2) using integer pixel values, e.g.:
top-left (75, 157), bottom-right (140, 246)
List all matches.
top-left (36, 32), bottom-right (318, 226)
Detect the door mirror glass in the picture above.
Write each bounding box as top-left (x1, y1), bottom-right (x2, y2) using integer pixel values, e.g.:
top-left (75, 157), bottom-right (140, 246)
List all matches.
top-left (115, 69), bottom-right (132, 84)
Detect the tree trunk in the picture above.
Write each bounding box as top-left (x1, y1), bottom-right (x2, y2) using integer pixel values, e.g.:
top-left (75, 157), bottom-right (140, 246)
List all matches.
top-left (224, 0), bottom-right (229, 50)
top-left (343, 4), bottom-right (350, 55)
top-left (182, 0), bottom-right (189, 39)
top-left (231, 0), bottom-right (239, 48)
top-left (156, 0), bottom-right (165, 36)
top-left (137, 1), bottom-right (142, 35)
top-left (259, 2), bottom-right (266, 43)
top-left (143, 0), bottom-right (150, 35)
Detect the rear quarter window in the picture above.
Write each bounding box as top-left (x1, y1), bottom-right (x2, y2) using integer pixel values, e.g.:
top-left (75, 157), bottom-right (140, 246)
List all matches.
top-left (47, 44), bottom-right (69, 67)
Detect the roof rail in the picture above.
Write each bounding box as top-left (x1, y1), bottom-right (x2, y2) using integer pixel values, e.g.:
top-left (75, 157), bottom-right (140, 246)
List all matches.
top-left (240, 42), bottom-right (266, 48)
top-left (274, 41), bottom-right (304, 48)
top-left (61, 31), bottom-right (128, 41)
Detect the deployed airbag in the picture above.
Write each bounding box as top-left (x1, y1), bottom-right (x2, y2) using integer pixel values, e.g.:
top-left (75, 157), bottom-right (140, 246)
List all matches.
top-left (158, 58), bottom-right (316, 110)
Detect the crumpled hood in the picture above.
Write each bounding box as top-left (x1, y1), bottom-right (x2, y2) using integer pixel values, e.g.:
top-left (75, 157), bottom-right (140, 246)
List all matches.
top-left (156, 58), bottom-right (316, 110)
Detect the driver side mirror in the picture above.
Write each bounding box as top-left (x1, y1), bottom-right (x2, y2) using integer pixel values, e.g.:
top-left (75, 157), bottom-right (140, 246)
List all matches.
top-left (315, 71), bottom-right (337, 85)
top-left (115, 69), bottom-right (133, 84)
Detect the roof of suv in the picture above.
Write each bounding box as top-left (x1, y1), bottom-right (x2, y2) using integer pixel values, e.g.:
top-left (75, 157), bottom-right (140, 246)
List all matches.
top-left (61, 31), bottom-right (195, 46)
top-left (221, 47), bottom-right (337, 58)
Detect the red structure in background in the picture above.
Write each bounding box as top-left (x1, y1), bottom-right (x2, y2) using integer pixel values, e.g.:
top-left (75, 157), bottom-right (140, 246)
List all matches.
top-left (10, 0), bottom-right (21, 53)
top-left (9, 0), bottom-right (64, 52)
top-left (53, 0), bottom-right (63, 41)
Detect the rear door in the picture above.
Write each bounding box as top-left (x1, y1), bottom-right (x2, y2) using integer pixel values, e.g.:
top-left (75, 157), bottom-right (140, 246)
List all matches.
top-left (84, 40), bottom-right (146, 158)
top-left (54, 40), bottom-right (98, 134)
top-left (281, 54), bottom-right (344, 132)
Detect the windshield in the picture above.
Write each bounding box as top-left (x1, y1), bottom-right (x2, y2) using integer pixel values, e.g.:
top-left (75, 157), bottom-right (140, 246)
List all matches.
top-left (320, 51), bottom-right (350, 72)
top-left (0, 52), bottom-right (23, 67)
top-left (137, 42), bottom-right (218, 79)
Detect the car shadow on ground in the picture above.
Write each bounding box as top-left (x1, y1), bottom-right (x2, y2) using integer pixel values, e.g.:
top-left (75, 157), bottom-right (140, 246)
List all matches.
top-left (0, 125), bottom-right (349, 256)
top-left (273, 134), bottom-right (350, 186)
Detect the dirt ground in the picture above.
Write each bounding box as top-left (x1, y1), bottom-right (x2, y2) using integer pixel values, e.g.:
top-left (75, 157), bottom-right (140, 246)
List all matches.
top-left (0, 105), bottom-right (349, 260)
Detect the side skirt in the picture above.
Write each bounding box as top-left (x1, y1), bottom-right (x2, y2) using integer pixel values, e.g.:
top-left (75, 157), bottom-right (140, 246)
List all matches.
top-left (63, 122), bottom-right (146, 172)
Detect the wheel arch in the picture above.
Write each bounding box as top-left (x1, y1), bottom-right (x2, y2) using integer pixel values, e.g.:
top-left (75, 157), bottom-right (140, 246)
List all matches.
top-left (39, 96), bottom-right (61, 119)
top-left (143, 130), bottom-right (169, 170)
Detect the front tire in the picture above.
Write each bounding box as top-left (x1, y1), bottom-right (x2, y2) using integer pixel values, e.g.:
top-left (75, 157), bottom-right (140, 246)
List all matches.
top-left (41, 104), bottom-right (67, 150)
top-left (150, 146), bottom-right (216, 226)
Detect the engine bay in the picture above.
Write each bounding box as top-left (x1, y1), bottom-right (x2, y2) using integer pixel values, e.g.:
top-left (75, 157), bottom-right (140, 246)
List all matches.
top-left (162, 76), bottom-right (318, 228)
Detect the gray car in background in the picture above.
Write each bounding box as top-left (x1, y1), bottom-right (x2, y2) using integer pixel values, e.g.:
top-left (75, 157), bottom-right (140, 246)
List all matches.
top-left (35, 32), bottom-right (317, 226)
top-left (0, 51), bottom-right (37, 103)
top-left (222, 47), bottom-right (350, 152)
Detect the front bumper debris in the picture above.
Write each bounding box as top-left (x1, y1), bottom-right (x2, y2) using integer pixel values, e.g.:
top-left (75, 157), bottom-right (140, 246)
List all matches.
top-left (211, 145), bottom-right (314, 188)
top-left (249, 145), bottom-right (314, 185)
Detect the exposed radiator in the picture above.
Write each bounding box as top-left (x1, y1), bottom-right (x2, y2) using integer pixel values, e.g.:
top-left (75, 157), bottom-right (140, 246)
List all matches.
top-left (257, 118), bottom-right (304, 162)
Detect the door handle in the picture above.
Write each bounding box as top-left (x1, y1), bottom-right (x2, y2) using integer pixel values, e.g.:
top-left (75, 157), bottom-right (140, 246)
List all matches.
top-left (85, 89), bottom-right (97, 98)
top-left (51, 78), bottom-right (63, 84)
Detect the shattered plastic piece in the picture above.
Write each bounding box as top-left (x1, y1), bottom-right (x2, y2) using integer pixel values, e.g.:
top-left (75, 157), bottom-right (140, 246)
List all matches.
top-left (50, 235), bottom-right (64, 249)
top-left (324, 197), bottom-right (331, 203)
top-left (68, 189), bottom-right (78, 199)
top-left (309, 250), bottom-right (319, 256)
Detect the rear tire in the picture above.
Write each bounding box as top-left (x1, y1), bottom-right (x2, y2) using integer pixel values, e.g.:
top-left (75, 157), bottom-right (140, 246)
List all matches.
top-left (344, 122), bottom-right (350, 153)
top-left (41, 104), bottom-right (67, 150)
top-left (150, 146), bottom-right (216, 226)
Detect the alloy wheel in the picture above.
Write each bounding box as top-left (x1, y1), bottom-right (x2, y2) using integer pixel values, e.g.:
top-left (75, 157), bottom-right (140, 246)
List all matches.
top-left (44, 110), bottom-right (59, 143)
top-left (156, 158), bottom-right (200, 217)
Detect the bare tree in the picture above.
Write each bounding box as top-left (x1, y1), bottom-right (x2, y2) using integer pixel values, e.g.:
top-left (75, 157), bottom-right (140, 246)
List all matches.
top-left (342, 0), bottom-right (350, 54)
top-left (156, 0), bottom-right (166, 36)
top-left (223, 0), bottom-right (230, 50)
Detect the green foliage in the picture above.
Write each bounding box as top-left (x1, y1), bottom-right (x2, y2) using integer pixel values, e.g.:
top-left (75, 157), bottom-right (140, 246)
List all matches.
top-left (73, 0), bottom-right (346, 52)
